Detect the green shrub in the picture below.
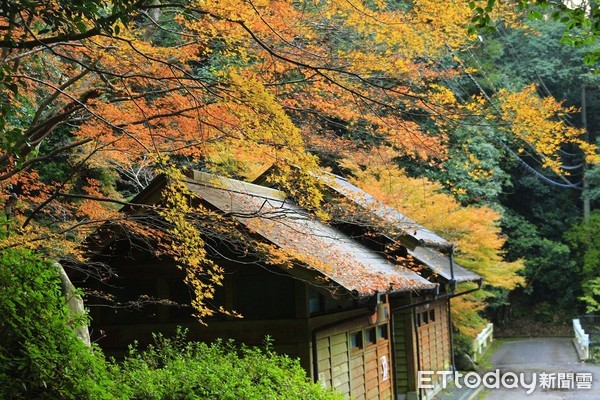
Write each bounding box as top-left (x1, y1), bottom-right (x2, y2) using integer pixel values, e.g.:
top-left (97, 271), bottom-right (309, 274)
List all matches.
top-left (113, 330), bottom-right (344, 400)
top-left (453, 332), bottom-right (474, 357)
top-left (0, 248), bottom-right (121, 399)
top-left (0, 248), bottom-right (342, 399)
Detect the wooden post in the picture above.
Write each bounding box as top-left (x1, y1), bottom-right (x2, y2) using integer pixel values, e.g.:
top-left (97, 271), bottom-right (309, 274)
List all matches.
top-left (582, 84), bottom-right (591, 224)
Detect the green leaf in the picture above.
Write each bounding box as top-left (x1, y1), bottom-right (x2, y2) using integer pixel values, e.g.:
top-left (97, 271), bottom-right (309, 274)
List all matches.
top-left (75, 21), bottom-right (88, 33)
top-left (529, 10), bottom-right (543, 20)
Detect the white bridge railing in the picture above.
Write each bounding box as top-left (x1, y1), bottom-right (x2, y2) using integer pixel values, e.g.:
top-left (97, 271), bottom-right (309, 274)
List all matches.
top-left (472, 322), bottom-right (493, 362)
top-left (573, 319), bottom-right (590, 361)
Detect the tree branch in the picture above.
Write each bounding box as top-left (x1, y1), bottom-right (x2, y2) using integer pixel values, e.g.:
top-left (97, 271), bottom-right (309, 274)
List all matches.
top-left (0, 0), bottom-right (151, 49)
top-left (0, 138), bottom-right (93, 182)
top-left (31, 69), bottom-right (91, 127)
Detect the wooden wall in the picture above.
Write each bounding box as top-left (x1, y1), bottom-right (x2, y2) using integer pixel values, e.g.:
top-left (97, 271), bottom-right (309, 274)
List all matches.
top-left (415, 299), bottom-right (451, 373)
top-left (392, 298), bottom-right (452, 400)
top-left (392, 308), bottom-right (417, 398)
top-left (316, 320), bottom-right (393, 400)
top-left (317, 332), bottom-right (350, 394)
top-left (415, 299), bottom-right (451, 398)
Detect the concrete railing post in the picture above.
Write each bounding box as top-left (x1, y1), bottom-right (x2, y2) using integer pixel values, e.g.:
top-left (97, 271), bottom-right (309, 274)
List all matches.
top-left (472, 323), bottom-right (494, 362)
top-left (573, 319), bottom-right (590, 361)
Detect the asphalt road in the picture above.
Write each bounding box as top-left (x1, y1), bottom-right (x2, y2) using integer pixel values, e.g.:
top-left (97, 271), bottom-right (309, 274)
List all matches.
top-left (481, 337), bottom-right (600, 399)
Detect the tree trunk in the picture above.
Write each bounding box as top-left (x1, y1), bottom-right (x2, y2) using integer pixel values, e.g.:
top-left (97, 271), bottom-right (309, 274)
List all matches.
top-left (54, 262), bottom-right (91, 347)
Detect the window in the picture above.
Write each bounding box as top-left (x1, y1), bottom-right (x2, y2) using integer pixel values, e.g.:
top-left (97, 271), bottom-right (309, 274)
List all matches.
top-left (167, 279), bottom-right (197, 322)
top-left (308, 288), bottom-right (357, 315)
top-left (308, 290), bottom-right (324, 314)
top-left (417, 309), bottom-right (436, 326)
top-left (365, 327), bottom-right (376, 345)
top-left (377, 324), bottom-right (388, 340)
top-left (351, 331), bottom-right (363, 350)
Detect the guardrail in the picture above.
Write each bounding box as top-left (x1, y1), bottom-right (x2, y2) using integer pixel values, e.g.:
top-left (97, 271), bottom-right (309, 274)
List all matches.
top-left (579, 314), bottom-right (600, 327)
top-left (573, 318), bottom-right (590, 361)
top-left (472, 322), bottom-right (493, 362)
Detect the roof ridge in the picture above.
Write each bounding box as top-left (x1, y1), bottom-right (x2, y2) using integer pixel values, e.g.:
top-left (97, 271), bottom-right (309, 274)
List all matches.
top-left (188, 170), bottom-right (286, 201)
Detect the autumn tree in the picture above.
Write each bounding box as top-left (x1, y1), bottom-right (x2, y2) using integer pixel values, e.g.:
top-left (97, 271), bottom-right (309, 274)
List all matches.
top-left (456, 11), bottom-right (600, 322)
top-left (0, 0), bottom-right (596, 320)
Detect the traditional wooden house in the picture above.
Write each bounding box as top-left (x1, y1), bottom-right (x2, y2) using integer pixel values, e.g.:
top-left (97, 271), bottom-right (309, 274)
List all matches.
top-left (79, 170), bottom-right (481, 400)
top-left (314, 172), bottom-right (483, 399)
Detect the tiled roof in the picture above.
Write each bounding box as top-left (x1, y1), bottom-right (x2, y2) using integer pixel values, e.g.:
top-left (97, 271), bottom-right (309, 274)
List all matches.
top-left (322, 173), bottom-right (481, 283)
top-left (185, 171), bottom-right (435, 296)
top-left (408, 246), bottom-right (481, 283)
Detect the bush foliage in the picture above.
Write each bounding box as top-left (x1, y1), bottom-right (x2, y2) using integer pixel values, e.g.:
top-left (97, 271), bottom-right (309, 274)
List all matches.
top-left (0, 248), bottom-right (342, 399)
top-left (0, 247), bottom-right (119, 399)
top-left (114, 332), bottom-right (343, 400)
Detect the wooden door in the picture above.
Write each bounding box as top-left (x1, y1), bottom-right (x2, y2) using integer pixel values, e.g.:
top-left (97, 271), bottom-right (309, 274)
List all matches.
top-left (349, 325), bottom-right (393, 400)
top-left (415, 300), bottom-right (451, 393)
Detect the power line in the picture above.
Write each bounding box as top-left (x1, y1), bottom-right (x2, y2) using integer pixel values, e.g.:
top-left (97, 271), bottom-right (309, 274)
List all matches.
top-left (444, 42), bottom-right (586, 189)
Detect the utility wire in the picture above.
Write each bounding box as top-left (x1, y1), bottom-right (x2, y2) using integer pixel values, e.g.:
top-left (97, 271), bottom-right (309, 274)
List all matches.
top-left (441, 45), bottom-right (583, 189)
top-left (494, 22), bottom-right (588, 161)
